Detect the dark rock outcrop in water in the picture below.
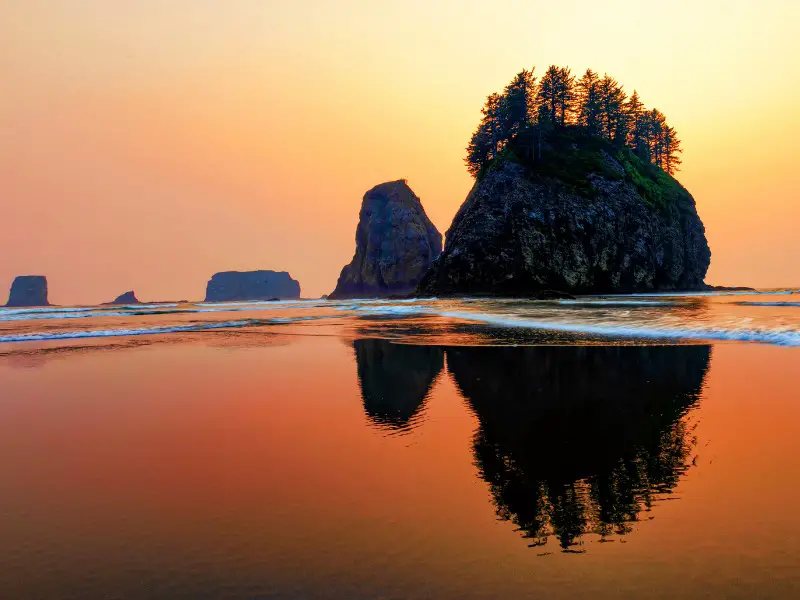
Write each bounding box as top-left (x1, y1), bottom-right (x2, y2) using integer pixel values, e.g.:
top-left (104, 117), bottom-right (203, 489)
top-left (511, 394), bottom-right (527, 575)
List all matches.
top-left (6, 275), bottom-right (49, 307)
top-left (353, 339), bottom-right (444, 430)
top-left (330, 180), bottom-right (442, 299)
top-left (107, 291), bottom-right (140, 305)
top-left (204, 271), bottom-right (301, 302)
top-left (447, 344), bottom-right (710, 551)
top-left (419, 134), bottom-right (711, 296)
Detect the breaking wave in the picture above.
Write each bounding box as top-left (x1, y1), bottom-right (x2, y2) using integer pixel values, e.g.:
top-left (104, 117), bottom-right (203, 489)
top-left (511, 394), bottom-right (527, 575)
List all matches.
top-left (0, 315), bottom-right (330, 343)
top-left (343, 304), bottom-right (800, 347)
top-left (733, 302), bottom-right (800, 308)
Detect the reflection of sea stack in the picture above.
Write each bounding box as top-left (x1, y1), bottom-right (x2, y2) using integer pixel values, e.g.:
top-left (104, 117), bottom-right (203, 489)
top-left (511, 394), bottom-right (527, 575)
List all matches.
top-left (330, 181), bottom-right (442, 299)
top-left (353, 339), bottom-right (444, 430)
top-left (204, 271), bottom-right (301, 302)
top-left (107, 291), bottom-right (140, 305)
top-left (5, 275), bottom-right (49, 307)
top-left (447, 344), bottom-right (710, 551)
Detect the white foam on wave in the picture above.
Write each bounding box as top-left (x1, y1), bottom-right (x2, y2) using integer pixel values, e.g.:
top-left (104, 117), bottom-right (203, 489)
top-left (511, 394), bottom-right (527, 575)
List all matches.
top-left (605, 290), bottom-right (794, 298)
top-left (0, 314), bottom-right (336, 344)
top-left (0, 319), bottom-right (254, 343)
top-left (0, 306), bottom-right (96, 315)
top-left (0, 310), bottom-right (131, 322)
top-left (343, 303), bottom-right (800, 347)
top-left (0, 301), bottom-right (332, 323)
top-left (114, 303), bottom-right (180, 310)
top-left (435, 310), bottom-right (800, 346)
top-left (734, 301), bottom-right (800, 307)
top-left (338, 304), bottom-right (424, 315)
top-left (0, 303), bottom-right (179, 317)
top-left (195, 299), bottom-right (324, 308)
top-left (557, 300), bottom-right (676, 307)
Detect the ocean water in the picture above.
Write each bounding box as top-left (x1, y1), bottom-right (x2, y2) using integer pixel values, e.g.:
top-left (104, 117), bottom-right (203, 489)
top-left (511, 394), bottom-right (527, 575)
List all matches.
top-left (1, 291), bottom-right (799, 598)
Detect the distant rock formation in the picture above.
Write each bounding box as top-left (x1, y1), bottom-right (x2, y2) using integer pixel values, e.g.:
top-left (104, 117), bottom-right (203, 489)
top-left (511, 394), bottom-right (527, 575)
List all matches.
top-left (6, 275), bottom-right (49, 307)
top-left (419, 134), bottom-right (711, 296)
top-left (329, 180), bottom-right (442, 299)
top-left (204, 270), bottom-right (301, 302)
top-left (706, 285), bottom-right (755, 292)
top-left (107, 291), bottom-right (140, 305)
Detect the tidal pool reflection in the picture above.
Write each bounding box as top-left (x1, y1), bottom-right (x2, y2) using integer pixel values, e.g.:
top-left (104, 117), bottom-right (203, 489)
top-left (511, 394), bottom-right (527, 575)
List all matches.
top-left (3, 331), bottom-right (799, 599)
top-left (450, 345), bottom-right (710, 551)
top-left (354, 341), bottom-right (710, 551)
top-left (353, 339), bottom-right (444, 431)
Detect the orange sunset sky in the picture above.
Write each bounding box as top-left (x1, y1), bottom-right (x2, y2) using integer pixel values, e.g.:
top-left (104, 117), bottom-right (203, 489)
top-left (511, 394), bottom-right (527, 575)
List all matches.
top-left (2, 0), bottom-right (799, 303)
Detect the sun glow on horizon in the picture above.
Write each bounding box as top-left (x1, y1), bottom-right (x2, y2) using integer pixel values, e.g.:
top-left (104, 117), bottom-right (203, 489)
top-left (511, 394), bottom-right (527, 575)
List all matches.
top-left (2, 0), bottom-right (799, 302)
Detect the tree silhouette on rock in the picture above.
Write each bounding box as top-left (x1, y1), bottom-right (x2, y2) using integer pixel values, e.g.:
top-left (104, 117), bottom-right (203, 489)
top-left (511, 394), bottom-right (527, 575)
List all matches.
top-left (465, 64), bottom-right (683, 177)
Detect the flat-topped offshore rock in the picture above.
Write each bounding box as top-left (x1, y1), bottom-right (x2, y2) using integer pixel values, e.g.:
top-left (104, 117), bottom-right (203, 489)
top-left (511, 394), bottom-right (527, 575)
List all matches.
top-left (6, 275), bottom-right (49, 307)
top-left (204, 271), bottom-right (301, 302)
top-left (106, 291), bottom-right (140, 305)
top-left (329, 180), bottom-right (442, 299)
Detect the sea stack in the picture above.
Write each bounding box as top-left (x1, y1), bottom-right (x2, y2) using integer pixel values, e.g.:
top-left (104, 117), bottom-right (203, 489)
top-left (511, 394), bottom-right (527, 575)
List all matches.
top-left (5, 275), bottom-right (49, 307)
top-left (204, 271), bottom-right (301, 302)
top-left (419, 137), bottom-right (710, 296)
top-left (107, 291), bottom-right (140, 305)
top-left (329, 180), bottom-right (442, 299)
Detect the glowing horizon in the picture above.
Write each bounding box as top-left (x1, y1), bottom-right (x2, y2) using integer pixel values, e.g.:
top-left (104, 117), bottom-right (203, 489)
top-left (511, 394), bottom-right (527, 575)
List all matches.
top-left (2, 0), bottom-right (799, 303)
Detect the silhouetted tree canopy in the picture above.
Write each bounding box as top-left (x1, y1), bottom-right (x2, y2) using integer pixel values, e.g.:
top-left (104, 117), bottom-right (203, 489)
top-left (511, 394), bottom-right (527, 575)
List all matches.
top-left (465, 65), bottom-right (683, 178)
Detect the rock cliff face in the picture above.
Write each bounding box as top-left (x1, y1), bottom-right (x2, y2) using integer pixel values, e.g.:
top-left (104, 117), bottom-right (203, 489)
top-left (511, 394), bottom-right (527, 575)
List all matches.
top-left (204, 271), bottom-right (300, 302)
top-left (108, 291), bottom-right (140, 305)
top-left (419, 141), bottom-right (710, 296)
top-left (330, 180), bottom-right (442, 299)
top-left (6, 275), bottom-right (49, 307)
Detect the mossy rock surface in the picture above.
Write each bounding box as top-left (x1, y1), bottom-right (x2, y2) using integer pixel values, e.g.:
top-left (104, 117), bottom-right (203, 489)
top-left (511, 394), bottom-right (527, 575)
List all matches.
top-left (419, 133), bottom-right (710, 296)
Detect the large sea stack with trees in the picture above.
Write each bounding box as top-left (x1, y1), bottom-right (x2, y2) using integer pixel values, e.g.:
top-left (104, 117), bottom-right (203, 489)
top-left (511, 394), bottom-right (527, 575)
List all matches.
top-left (419, 66), bottom-right (711, 296)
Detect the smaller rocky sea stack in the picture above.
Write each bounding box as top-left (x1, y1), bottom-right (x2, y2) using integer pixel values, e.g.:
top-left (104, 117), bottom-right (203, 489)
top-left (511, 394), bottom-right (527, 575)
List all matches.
top-left (6, 275), bottom-right (49, 307)
top-left (205, 270), bottom-right (301, 302)
top-left (329, 180), bottom-right (442, 299)
top-left (107, 291), bottom-right (140, 305)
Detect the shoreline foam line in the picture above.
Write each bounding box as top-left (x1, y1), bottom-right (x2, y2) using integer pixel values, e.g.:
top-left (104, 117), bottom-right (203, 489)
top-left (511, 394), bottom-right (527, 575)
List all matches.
top-left (343, 304), bottom-right (800, 347)
top-left (733, 301), bottom-right (800, 307)
top-left (0, 319), bottom-right (258, 343)
top-left (0, 314), bottom-right (337, 343)
top-left (436, 310), bottom-right (800, 347)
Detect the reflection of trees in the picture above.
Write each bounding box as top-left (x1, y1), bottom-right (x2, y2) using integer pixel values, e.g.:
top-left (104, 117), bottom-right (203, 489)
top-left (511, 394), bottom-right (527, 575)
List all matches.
top-left (353, 339), bottom-right (444, 430)
top-left (447, 345), bottom-right (710, 551)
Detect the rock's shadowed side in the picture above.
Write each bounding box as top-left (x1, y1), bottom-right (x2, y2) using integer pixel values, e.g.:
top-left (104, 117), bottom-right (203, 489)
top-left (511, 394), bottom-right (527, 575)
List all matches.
top-left (330, 180), bottom-right (442, 299)
top-left (419, 151), bottom-right (711, 296)
top-left (108, 291), bottom-right (140, 305)
top-left (204, 271), bottom-right (301, 302)
top-left (6, 275), bottom-right (49, 307)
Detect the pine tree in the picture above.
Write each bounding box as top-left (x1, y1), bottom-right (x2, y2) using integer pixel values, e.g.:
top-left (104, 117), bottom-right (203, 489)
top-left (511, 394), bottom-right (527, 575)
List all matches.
top-left (576, 69), bottom-right (601, 134)
top-left (535, 66), bottom-right (559, 125)
top-left (624, 90), bottom-right (646, 153)
top-left (465, 93), bottom-right (504, 177)
top-left (465, 125), bottom-right (493, 178)
top-left (646, 109), bottom-right (667, 169)
top-left (662, 125), bottom-right (682, 175)
top-left (597, 75), bottom-right (626, 141)
top-left (556, 66), bottom-right (576, 125)
top-left (501, 68), bottom-right (537, 138)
